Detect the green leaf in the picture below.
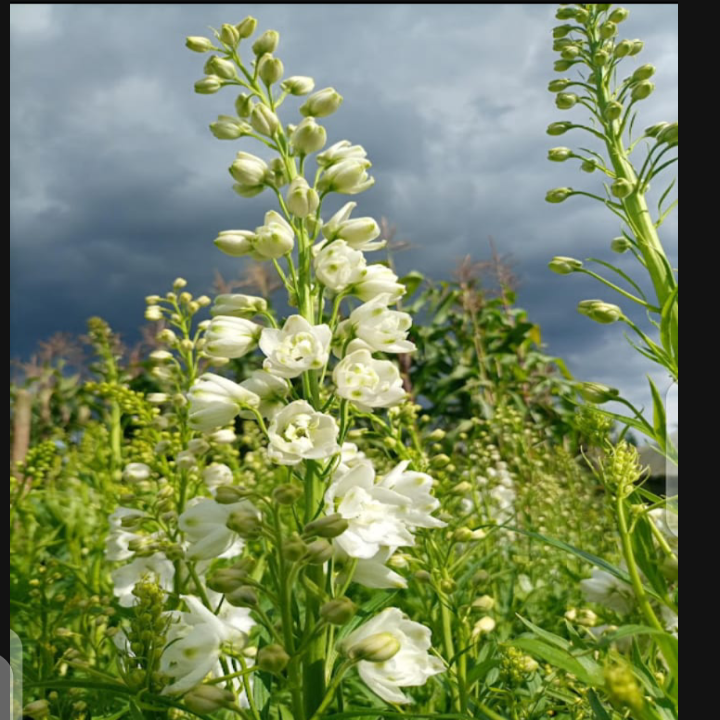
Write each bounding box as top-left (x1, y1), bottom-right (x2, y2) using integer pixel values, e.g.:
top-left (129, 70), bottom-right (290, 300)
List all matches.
top-left (510, 637), bottom-right (604, 687)
top-left (588, 690), bottom-right (612, 720)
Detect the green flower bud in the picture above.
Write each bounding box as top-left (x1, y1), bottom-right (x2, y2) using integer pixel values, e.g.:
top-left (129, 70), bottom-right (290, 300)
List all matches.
top-left (545, 187), bottom-right (573, 203)
top-left (300, 87), bottom-right (344, 118)
top-left (286, 176), bottom-right (320, 218)
top-left (611, 178), bottom-right (634, 198)
top-left (644, 121), bottom-right (668, 138)
top-left (226, 508), bottom-right (262, 538)
top-left (577, 382), bottom-right (620, 404)
top-left (554, 59), bottom-right (574, 72)
top-left (560, 45), bottom-right (581, 60)
top-left (610, 7), bottom-right (630, 22)
top-left (281, 76), bottom-right (315, 96)
top-left (214, 485), bottom-right (248, 504)
top-left (548, 78), bottom-right (571, 92)
top-left (194, 76), bottom-right (223, 95)
top-left (207, 568), bottom-right (247, 594)
top-left (611, 237), bottom-right (632, 253)
top-left (220, 23), bottom-right (240, 48)
top-left (600, 21), bottom-right (618, 39)
top-left (258, 54), bottom-right (284, 85)
top-left (631, 80), bottom-right (655, 101)
top-left (453, 527), bottom-right (475, 542)
top-left (553, 38), bottom-right (574, 51)
top-left (581, 159), bottom-right (596, 173)
top-left (273, 484), bottom-right (303, 505)
top-left (226, 585), bottom-right (259, 607)
top-left (547, 121), bottom-right (573, 136)
top-left (548, 256), bottom-right (583, 274)
top-left (593, 49), bottom-right (611, 65)
top-left (555, 7), bottom-right (576, 20)
top-left (614, 39), bottom-right (634, 57)
top-left (257, 644), bottom-right (291, 674)
top-left (283, 536), bottom-right (308, 562)
top-left (348, 632), bottom-right (401, 662)
top-left (604, 100), bottom-right (623, 121)
top-left (578, 299), bottom-right (624, 323)
top-left (430, 453), bottom-right (451, 468)
top-left (555, 92), bottom-right (579, 109)
top-left (553, 24), bottom-right (574, 39)
top-left (321, 597), bottom-right (358, 625)
top-left (235, 93), bottom-right (254, 118)
top-left (605, 664), bottom-right (645, 713)
top-left (250, 104), bottom-right (281, 136)
top-left (304, 513), bottom-right (349, 539)
top-left (548, 146), bottom-right (572, 162)
top-left (205, 55), bottom-right (237, 79)
top-left (657, 121), bottom-right (677, 145)
top-left (472, 594), bottom-right (496, 612)
top-left (306, 539), bottom-right (334, 564)
top-left (633, 65), bottom-right (656, 83)
top-left (236, 16), bottom-right (258, 39)
top-left (574, 8), bottom-right (589, 23)
top-left (629, 39), bottom-right (644, 55)
top-left (186, 36), bottom-right (214, 53)
top-left (252, 30), bottom-right (279, 56)
top-left (184, 685), bottom-right (236, 713)
top-left (414, 570), bottom-right (432, 584)
top-left (210, 115), bottom-right (252, 140)
top-left (23, 700), bottom-right (50, 718)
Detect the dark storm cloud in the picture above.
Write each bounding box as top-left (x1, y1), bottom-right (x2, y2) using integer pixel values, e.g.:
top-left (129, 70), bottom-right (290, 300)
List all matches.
top-left (10, 4), bottom-right (678, 412)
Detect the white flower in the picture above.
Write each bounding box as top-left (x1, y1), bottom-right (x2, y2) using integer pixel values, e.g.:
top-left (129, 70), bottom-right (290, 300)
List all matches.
top-left (337, 294), bottom-right (415, 355)
top-left (649, 507), bottom-right (678, 550)
top-left (299, 87), bottom-right (343, 118)
top-left (314, 240), bottom-right (367, 293)
top-left (105, 507), bottom-right (147, 562)
top-left (322, 201), bottom-right (384, 252)
top-left (204, 316), bottom-right (263, 359)
top-left (188, 373), bottom-right (260, 432)
top-left (351, 265), bottom-right (406, 303)
top-left (318, 158), bottom-right (374, 195)
top-left (179, 498), bottom-right (254, 561)
top-left (176, 449), bottom-right (197, 470)
top-left (317, 140), bottom-right (367, 168)
top-left (239, 369), bottom-right (291, 419)
top-left (230, 152), bottom-right (268, 191)
top-left (336, 442), bottom-right (367, 475)
top-left (353, 548), bottom-right (408, 590)
top-left (267, 400), bottom-right (340, 465)
top-left (342, 608), bottom-right (445, 704)
top-left (210, 428), bottom-right (237, 444)
top-left (580, 568), bottom-right (635, 614)
top-left (379, 461), bottom-right (445, 530)
top-left (260, 315), bottom-right (331, 378)
top-left (214, 230), bottom-right (257, 257)
top-left (253, 210), bottom-right (295, 260)
top-left (212, 294), bottom-right (268, 318)
top-left (188, 438), bottom-right (210, 455)
top-left (203, 463), bottom-right (234, 493)
top-left (290, 116), bottom-right (327, 154)
top-left (123, 463), bottom-right (151, 482)
top-left (333, 349), bottom-right (406, 411)
top-left (111, 552), bottom-right (175, 607)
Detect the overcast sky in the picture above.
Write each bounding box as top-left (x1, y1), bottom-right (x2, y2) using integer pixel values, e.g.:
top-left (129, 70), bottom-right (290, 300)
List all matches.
top-left (10, 4), bottom-right (678, 421)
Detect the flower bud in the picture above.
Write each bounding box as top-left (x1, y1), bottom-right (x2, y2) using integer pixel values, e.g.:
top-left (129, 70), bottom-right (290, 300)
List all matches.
top-left (553, 25), bottom-right (573, 39)
top-left (548, 256), bottom-right (582, 275)
top-left (195, 76), bottom-right (223, 95)
top-left (609, 7), bottom-right (630, 23)
top-left (554, 59), bottom-right (573, 72)
top-left (226, 585), bottom-right (259, 607)
top-left (186, 36), bottom-right (214, 53)
top-left (604, 101), bottom-right (623, 121)
top-left (257, 644), bottom-right (290, 674)
top-left (227, 508), bottom-right (262, 538)
top-left (555, 7), bottom-right (576, 20)
top-left (286, 177), bottom-right (319, 218)
top-left (184, 685), bottom-right (236, 713)
top-left (300, 87), bottom-right (344, 118)
top-left (250, 104), bottom-right (281, 136)
top-left (318, 158), bottom-right (374, 195)
top-left (304, 513), bottom-right (349, 539)
top-left (283, 537), bottom-right (308, 562)
top-left (321, 597), bottom-right (358, 625)
top-left (282, 75), bottom-right (315, 96)
top-left (605, 665), bottom-right (645, 713)
top-left (574, 7), bottom-right (589, 23)
top-left (547, 121), bottom-right (572, 136)
top-left (555, 92), bottom-right (578, 110)
top-left (123, 463), bottom-right (151, 482)
top-left (581, 159), bottom-right (596, 173)
top-left (252, 30), bottom-right (279, 56)
top-left (291, 117), bottom-right (327, 154)
top-left (212, 293), bottom-right (267, 317)
top-left (306, 539), bottom-right (334, 564)
top-left (220, 23), bottom-right (240, 48)
top-left (593, 49), bottom-right (611, 66)
top-left (23, 700), bottom-right (50, 718)
top-left (472, 595), bottom-right (496, 612)
top-left (273, 484), bottom-right (303, 505)
top-left (545, 187), bottom-right (573, 203)
top-left (611, 178), bottom-right (634, 198)
top-left (472, 617), bottom-right (497, 638)
top-left (348, 632), bottom-right (401, 662)
top-left (611, 237), bottom-right (632, 253)
top-left (657, 121), bottom-right (677, 145)
top-left (577, 382), bottom-right (620, 404)
top-left (235, 93), bottom-right (254, 118)
top-left (631, 80), bottom-right (655, 101)
top-left (215, 486), bottom-right (247, 504)
top-left (236, 16), bottom-right (258, 39)
top-left (548, 78), bottom-right (571, 92)
top-left (205, 56), bottom-right (236, 80)
top-left (577, 300), bottom-right (624, 324)
top-left (560, 45), bottom-right (580, 60)
top-left (614, 39), bottom-right (634, 57)
top-left (210, 115), bottom-right (252, 140)
top-left (214, 230), bottom-right (256, 257)
top-left (548, 147), bottom-right (572, 162)
top-left (634, 64), bottom-right (655, 80)
top-left (207, 568), bottom-right (247, 593)
top-left (430, 453), bottom-right (451, 469)
top-left (258, 54), bottom-right (284, 85)
top-left (600, 21), bottom-right (618, 39)
top-left (629, 39), bottom-right (644, 56)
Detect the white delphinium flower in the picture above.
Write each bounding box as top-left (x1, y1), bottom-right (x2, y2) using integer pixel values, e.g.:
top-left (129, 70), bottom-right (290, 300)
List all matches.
top-left (351, 265), bottom-right (406, 303)
top-left (321, 201), bottom-right (384, 252)
top-left (580, 568), bottom-right (635, 614)
top-left (342, 608), bottom-right (445, 704)
top-left (179, 498), bottom-right (256, 561)
top-left (260, 315), bottom-right (331, 378)
top-left (111, 553), bottom-right (175, 607)
top-left (122, 462), bottom-right (151, 483)
top-left (318, 158), bottom-right (374, 195)
top-left (161, 594), bottom-right (253, 695)
top-left (649, 507), bottom-right (678, 551)
top-left (333, 349), bottom-right (406, 411)
top-left (105, 507), bottom-right (147, 562)
top-left (188, 438), bottom-right (210, 455)
top-left (204, 316), bottom-right (263, 359)
top-left (379, 461), bottom-right (446, 530)
top-left (286, 176), bottom-right (319, 218)
top-left (239, 369), bottom-right (291, 419)
top-left (212, 293), bottom-right (268, 318)
top-left (253, 210), bottom-right (295, 259)
top-left (336, 294), bottom-right (415, 355)
top-left (203, 463), bottom-right (234, 494)
top-left (176, 449), bottom-right (197, 470)
top-left (316, 140), bottom-right (367, 168)
top-left (335, 442), bottom-right (367, 476)
top-left (314, 240), bottom-right (367, 293)
top-left (230, 151), bottom-right (269, 196)
top-left (188, 373), bottom-right (261, 432)
top-left (352, 547), bottom-right (408, 590)
top-left (267, 400), bottom-right (340, 465)
top-left (210, 427), bottom-right (237, 444)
